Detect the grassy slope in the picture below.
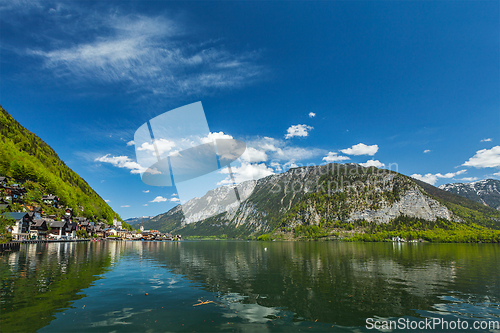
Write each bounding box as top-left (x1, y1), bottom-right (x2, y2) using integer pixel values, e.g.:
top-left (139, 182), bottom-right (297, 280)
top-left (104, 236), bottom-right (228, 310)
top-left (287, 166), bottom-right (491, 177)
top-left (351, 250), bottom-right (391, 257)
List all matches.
top-left (141, 208), bottom-right (183, 232)
top-left (0, 105), bottom-right (129, 228)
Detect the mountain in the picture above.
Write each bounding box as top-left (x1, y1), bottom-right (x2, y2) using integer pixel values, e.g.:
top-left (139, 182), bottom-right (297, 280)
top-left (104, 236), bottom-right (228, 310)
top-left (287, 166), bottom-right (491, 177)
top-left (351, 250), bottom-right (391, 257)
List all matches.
top-left (0, 105), bottom-right (126, 226)
top-left (124, 216), bottom-right (151, 226)
top-left (143, 163), bottom-right (500, 240)
top-left (439, 179), bottom-right (500, 210)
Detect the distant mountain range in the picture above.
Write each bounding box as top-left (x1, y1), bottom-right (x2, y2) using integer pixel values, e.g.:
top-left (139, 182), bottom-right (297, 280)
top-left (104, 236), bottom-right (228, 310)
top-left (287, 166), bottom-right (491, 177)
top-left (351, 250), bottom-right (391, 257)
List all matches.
top-left (124, 216), bottom-right (151, 226)
top-left (439, 179), bottom-right (500, 210)
top-left (142, 164), bottom-right (500, 239)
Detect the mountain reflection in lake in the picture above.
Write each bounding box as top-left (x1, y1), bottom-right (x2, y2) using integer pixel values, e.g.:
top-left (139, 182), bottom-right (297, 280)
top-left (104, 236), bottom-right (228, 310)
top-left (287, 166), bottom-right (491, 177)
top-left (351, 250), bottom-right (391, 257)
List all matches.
top-left (1, 241), bottom-right (499, 332)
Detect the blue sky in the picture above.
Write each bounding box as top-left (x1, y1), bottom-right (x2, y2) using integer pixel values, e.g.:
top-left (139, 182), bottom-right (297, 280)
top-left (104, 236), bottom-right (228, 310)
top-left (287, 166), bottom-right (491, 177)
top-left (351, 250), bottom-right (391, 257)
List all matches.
top-left (1, 0), bottom-right (499, 219)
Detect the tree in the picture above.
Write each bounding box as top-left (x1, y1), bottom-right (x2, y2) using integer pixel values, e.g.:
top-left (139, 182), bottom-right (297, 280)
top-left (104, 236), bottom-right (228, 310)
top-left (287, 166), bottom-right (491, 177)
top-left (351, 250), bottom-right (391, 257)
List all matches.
top-left (76, 229), bottom-right (89, 239)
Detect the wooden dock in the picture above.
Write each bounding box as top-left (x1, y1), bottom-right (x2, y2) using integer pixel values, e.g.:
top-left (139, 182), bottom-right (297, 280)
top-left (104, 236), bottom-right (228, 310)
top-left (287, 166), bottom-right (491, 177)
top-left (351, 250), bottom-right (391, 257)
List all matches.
top-left (0, 242), bottom-right (20, 252)
top-left (21, 239), bottom-right (90, 244)
top-left (1, 239), bottom-right (90, 252)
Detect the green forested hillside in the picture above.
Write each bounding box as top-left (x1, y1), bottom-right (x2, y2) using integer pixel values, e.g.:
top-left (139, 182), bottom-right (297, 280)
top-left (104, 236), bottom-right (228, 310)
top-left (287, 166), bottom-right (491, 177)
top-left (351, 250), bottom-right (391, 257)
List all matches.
top-left (0, 105), bottom-right (123, 224)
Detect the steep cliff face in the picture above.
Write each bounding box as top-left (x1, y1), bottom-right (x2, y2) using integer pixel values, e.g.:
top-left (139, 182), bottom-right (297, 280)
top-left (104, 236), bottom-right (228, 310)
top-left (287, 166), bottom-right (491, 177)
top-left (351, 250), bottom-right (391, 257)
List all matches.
top-left (272, 167), bottom-right (453, 228)
top-left (143, 163), bottom-right (489, 237)
top-left (348, 189), bottom-right (452, 224)
top-left (180, 180), bottom-right (257, 225)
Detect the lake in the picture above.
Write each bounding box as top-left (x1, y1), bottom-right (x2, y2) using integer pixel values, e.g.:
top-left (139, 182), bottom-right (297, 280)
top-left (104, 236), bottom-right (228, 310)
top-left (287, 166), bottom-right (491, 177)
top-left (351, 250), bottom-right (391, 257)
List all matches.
top-left (1, 241), bottom-right (499, 332)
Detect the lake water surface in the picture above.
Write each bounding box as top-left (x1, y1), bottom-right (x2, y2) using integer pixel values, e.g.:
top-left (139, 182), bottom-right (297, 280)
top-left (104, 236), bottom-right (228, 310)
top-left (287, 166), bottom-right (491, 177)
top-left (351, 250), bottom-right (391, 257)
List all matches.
top-left (1, 241), bottom-right (499, 332)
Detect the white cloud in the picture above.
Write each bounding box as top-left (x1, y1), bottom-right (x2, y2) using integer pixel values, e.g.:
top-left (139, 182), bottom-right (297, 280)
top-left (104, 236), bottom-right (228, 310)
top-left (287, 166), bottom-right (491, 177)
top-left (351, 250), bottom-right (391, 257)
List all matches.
top-left (217, 162), bottom-right (274, 185)
top-left (359, 160), bottom-right (385, 168)
top-left (150, 196), bottom-right (168, 203)
top-left (494, 171), bottom-right (500, 177)
top-left (423, 149), bottom-right (431, 153)
top-left (270, 161), bottom-right (282, 172)
top-left (285, 124), bottom-right (313, 139)
top-left (481, 138), bottom-right (492, 142)
top-left (95, 154), bottom-right (147, 174)
top-left (283, 160), bottom-right (299, 170)
top-left (459, 177), bottom-right (479, 182)
top-left (101, 133), bottom-right (325, 182)
top-left (24, 12), bottom-right (263, 98)
top-left (341, 143), bottom-right (379, 156)
top-left (142, 190), bottom-right (150, 193)
top-left (200, 131), bottom-right (233, 144)
top-left (127, 140), bottom-right (135, 146)
top-left (171, 193), bottom-right (178, 196)
top-left (121, 205), bottom-right (130, 208)
top-left (463, 146), bottom-right (500, 168)
top-left (322, 152), bottom-right (350, 163)
top-left (410, 174), bottom-right (439, 185)
top-left (241, 147), bottom-right (267, 163)
top-left (308, 112), bottom-right (316, 118)
top-left (247, 136), bottom-right (324, 162)
top-left (0, 0), bottom-right (43, 13)
top-left (411, 170), bottom-right (467, 185)
top-left (143, 204), bottom-right (148, 206)
top-left (170, 197), bottom-right (180, 202)
top-left (442, 170), bottom-right (467, 178)
top-left (278, 146), bottom-right (323, 161)
top-left (136, 138), bottom-right (176, 156)
top-left (105, 199), bottom-right (110, 203)
top-left (146, 168), bottom-right (161, 175)
top-left (254, 137), bottom-right (281, 152)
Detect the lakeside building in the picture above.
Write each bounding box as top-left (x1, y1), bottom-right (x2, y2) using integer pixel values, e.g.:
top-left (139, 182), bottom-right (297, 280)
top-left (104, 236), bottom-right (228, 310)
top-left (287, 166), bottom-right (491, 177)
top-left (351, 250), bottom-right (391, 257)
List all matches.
top-left (2, 212), bottom-right (32, 241)
top-left (30, 219), bottom-right (48, 239)
top-left (1, 177), bottom-right (178, 241)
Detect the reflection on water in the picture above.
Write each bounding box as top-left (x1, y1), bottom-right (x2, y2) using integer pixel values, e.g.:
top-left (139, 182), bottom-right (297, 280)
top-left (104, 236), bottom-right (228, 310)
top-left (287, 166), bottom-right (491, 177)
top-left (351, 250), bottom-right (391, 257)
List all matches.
top-left (1, 241), bottom-right (499, 332)
top-left (0, 242), bottom-right (113, 332)
top-left (146, 241), bottom-right (500, 327)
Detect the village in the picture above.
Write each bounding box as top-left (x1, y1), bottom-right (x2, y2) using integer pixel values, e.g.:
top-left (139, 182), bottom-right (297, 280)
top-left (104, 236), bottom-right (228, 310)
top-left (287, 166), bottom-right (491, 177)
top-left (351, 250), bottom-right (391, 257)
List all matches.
top-left (0, 176), bottom-right (181, 242)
